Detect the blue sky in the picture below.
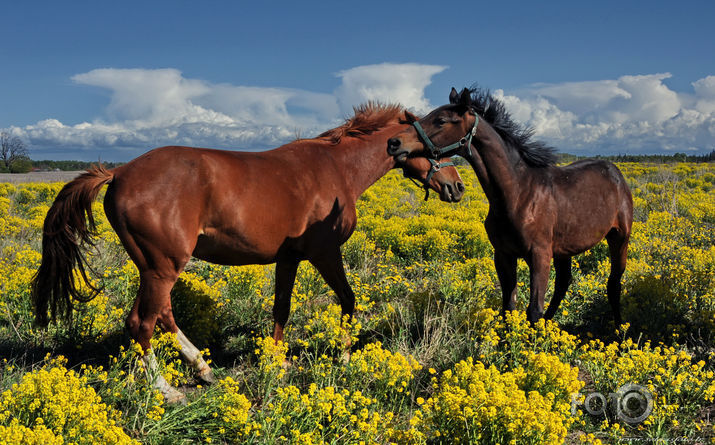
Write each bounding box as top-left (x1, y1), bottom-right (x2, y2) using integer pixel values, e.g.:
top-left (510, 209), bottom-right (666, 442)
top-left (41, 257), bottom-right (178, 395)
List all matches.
top-left (2, 0), bottom-right (714, 160)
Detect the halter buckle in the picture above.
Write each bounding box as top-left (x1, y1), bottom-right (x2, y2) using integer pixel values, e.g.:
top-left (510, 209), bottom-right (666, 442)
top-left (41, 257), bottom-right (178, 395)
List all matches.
top-left (429, 158), bottom-right (442, 171)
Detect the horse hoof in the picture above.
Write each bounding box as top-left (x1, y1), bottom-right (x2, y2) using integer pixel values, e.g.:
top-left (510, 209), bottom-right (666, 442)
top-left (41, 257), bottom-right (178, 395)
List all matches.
top-left (197, 367), bottom-right (217, 385)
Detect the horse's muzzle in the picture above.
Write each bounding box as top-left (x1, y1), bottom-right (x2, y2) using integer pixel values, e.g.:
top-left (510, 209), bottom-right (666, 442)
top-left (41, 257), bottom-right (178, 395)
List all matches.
top-left (387, 138), bottom-right (408, 161)
top-left (441, 181), bottom-right (465, 202)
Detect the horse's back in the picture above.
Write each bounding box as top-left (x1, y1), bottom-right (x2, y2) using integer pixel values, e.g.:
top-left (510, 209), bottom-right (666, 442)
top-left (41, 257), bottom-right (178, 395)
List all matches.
top-left (553, 159), bottom-right (630, 199)
top-left (559, 159), bottom-right (632, 221)
top-left (102, 147), bottom-right (217, 268)
top-left (107, 145), bottom-right (297, 211)
top-left (107, 146), bottom-right (218, 219)
top-left (549, 159), bottom-right (632, 255)
top-left (103, 145), bottom-right (354, 267)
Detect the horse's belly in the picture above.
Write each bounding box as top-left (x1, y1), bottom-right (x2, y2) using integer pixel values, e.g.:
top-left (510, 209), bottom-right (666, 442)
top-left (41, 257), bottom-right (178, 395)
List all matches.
top-left (552, 227), bottom-right (609, 257)
top-left (191, 233), bottom-right (279, 266)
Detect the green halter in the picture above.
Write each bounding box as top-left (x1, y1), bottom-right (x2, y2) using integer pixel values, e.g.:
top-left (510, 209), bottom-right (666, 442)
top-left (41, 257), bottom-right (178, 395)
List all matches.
top-left (413, 112), bottom-right (479, 159)
top-left (403, 157), bottom-right (455, 201)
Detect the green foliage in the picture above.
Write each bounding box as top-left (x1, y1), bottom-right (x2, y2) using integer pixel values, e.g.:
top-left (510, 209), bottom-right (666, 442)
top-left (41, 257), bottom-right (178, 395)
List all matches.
top-left (8, 157), bottom-right (32, 173)
top-left (559, 149), bottom-right (715, 164)
top-left (0, 162), bottom-right (714, 443)
top-left (30, 159), bottom-right (124, 171)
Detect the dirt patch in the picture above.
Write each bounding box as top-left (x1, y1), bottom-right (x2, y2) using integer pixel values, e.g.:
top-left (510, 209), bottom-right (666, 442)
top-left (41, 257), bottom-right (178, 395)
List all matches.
top-left (0, 171), bottom-right (83, 184)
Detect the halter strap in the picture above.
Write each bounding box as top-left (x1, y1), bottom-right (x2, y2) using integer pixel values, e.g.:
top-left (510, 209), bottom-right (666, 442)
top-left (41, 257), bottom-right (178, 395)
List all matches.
top-left (413, 112), bottom-right (479, 160)
top-left (404, 158), bottom-right (455, 201)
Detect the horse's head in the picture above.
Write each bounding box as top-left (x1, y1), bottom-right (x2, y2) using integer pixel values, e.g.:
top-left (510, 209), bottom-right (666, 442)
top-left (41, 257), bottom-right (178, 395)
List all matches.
top-left (398, 155), bottom-right (464, 202)
top-left (388, 87), bottom-right (478, 162)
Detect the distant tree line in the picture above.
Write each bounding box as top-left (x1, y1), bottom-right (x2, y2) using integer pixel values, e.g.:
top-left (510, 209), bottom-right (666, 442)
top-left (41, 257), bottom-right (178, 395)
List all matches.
top-left (558, 149), bottom-right (715, 164)
top-left (31, 159), bottom-right (124, 171)
top-left (2, 137), bottom-right (713, 175)
top-left (0, 132), bottom-right (128, 173)
top-left (25, 151), bottom-right (715, 171)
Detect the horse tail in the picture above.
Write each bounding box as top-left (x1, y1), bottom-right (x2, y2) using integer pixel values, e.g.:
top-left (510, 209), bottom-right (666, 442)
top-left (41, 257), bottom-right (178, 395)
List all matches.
top-left (31, 165), bottom-right (115, 327)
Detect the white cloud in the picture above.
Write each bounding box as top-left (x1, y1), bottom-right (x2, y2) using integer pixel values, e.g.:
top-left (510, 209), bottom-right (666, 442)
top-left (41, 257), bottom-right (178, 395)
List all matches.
top-left (72, 68), bottom-right (214, 124)
top-left (692, 75), bottom-right (715, 114)
top-left (335, 63), bottom-right (447, 115)
top-left (3, 66), bottom-right (715, 158)
top-left (199, 85), bottom-right (339, 127)
top-left (502, 73), bottom-right (715, 153)
top-left (6, 64), bottom-right (446, 159)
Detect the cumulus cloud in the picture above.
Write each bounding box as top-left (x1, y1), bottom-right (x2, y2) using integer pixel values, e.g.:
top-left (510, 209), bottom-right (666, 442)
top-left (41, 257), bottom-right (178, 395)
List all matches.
top-left (6, 64), bottom-right (445, 159)
top-left (72, 68), bottom-right (213, 124)
top-left (4, 66), bottom-right (715, 159)
top-left (503, 73), bottom-right (715, 153)
top-left (334, 63), bottom-right (447, 115)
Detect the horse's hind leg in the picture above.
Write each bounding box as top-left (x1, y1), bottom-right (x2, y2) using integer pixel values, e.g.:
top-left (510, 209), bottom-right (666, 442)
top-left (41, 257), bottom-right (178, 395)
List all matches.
top-left (133, 272), bottom-right (215, 391)
top-left (118, 229), bottom-right (199, 400)
top-left (606, 230), bottom-right (629, 327)
top-left (126, 273), bottom-right (187, 404)
top-left (544, 257), bottom-right (572, 320)
top-left (173, 329), bottom-right (215, 384)
top-left (136, 271), bottom-right (216, 384)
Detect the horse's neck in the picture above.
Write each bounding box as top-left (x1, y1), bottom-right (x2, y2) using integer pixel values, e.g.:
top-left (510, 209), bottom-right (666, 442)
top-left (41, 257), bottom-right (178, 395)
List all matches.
top-left (331, 132), bottom-right (395, 202)
top-left (467, 125), bottom-right (526, 212)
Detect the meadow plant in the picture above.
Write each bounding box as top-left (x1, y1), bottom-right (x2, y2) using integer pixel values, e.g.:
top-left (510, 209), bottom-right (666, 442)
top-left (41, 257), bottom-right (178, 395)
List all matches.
top-left (170, 271), bottom-right (225, 348)
top-left (253, 335), bottom-right (289, 398)
top-left (343, 341), bottom-right (421, 411)
top-left (296, 304), bottom-right (361, 358)
top-left (0, 356), bottom-right (137, 444)
top-left (579, 328), bottom-right (715, 440)
top-left (412, 356), bottom-right (581, 444)
top-left (259, 383), bottom-right (395, 444)
top-left (0, 163), bottom-right (713, 443)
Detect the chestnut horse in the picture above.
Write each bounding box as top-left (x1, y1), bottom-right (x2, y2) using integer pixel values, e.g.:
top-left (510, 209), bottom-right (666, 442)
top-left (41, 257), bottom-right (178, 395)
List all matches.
top-left (388, 88), bottom-right (632, 325)
top-left (32, 103), bottom-right (464, 403)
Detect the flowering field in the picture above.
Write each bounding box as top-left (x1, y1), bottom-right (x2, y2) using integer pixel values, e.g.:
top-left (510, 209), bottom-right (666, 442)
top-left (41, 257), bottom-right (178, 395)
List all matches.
top-left (0, 162), bottom-right (714, 444)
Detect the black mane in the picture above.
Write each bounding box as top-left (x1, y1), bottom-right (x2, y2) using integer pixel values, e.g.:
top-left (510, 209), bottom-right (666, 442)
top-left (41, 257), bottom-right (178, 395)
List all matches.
top-left (468, 86), bottom-right (557, 167)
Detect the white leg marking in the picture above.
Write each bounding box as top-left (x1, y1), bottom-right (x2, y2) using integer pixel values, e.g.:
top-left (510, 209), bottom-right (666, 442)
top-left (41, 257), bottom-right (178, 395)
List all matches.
top-left (142, 351), bottom-right (186, 404)
top-left (175, 329), bottom-right (216, 384)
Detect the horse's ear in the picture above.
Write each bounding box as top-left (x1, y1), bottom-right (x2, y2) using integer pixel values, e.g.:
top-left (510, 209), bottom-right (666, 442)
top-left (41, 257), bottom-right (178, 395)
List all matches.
top-left (459, 88), bottom-right (472, 107)
top-left (402, 110), bottom-right (418, 124)
top-left (449, 87), bottom-right (460, 104)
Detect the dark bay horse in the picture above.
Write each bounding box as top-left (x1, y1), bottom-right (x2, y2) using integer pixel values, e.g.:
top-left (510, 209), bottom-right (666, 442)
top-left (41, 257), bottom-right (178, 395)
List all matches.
top-left (387, 88), bottom-right (632, 325)
top-left (32, 103), bottom-right (464, 403)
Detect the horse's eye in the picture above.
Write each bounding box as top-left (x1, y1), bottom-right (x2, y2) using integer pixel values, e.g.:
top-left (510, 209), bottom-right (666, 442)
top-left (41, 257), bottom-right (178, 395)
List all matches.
top-left (435, 117), bottom-right (447, 126)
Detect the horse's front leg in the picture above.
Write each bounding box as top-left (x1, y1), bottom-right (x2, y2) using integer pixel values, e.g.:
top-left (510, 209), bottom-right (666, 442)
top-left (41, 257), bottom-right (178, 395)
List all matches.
top-left (494, 250), bottom-right (518, 313)
top-left (272, 258), bottom-right (300, 343)
top-left (309, 247), bottom-right (356, 358)
top-left (526, 249), bottom-right (552, 323)
top-left (544, 257), bottom-right (572, 320)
